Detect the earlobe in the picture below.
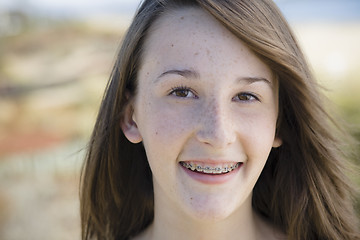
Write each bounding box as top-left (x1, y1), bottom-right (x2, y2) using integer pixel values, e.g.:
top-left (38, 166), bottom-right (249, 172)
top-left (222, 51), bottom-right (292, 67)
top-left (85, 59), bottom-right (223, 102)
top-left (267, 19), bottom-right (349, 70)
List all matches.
top-left (121, 104), bottom-right (142, 144)
top-left (272, 137), bottom-right (282, 148)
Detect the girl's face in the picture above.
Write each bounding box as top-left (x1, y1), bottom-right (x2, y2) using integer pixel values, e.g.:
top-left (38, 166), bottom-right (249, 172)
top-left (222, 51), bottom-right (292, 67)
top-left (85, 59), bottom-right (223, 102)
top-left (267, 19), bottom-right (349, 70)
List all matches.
top-left (123, 8), bottom-right (281, 221)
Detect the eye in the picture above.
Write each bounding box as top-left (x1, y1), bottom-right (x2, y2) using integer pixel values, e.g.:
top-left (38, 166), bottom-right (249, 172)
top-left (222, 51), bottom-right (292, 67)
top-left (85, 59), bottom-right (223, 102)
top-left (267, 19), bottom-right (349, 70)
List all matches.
top-left (233, 92), bottom-right (259, 102)
top-left (169, 86), bottom-right (197, 99)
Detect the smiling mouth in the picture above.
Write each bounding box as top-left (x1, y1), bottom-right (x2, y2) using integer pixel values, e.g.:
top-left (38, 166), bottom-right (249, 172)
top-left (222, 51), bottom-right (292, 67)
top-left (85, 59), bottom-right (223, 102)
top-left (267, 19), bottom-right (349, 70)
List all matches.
top-left (179, 161), bottom-right (242, 175)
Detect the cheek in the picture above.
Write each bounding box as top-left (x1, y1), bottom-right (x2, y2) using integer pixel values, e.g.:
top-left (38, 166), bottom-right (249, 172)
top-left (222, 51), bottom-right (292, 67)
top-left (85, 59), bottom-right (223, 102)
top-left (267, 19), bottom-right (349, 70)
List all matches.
top-left (238, 116), bottom-right (277, 183)
top-left (152, 110), bottom-right (187, 142)
top-left (239, 110), bottom-right (277, 157)
top-left (138, 103), bottom-right (194, 185)
top-left (137, 99), bottom-right (194, 153)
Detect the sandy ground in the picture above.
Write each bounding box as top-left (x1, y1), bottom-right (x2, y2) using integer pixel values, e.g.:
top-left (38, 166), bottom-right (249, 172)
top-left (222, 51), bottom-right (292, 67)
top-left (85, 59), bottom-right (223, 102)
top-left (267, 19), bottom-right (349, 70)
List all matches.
top-left (0, 142), bottom-right (84, 240)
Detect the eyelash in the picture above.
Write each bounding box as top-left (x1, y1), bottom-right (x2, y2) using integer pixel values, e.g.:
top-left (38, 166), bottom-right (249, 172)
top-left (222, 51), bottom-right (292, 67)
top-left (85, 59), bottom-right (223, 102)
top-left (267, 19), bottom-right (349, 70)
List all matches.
top-left (169, 86), bottom-right (198, 99)
top-left (169, 86), bottom-right (260, 102)
top-left (232, 92), bottom-right (260, 102)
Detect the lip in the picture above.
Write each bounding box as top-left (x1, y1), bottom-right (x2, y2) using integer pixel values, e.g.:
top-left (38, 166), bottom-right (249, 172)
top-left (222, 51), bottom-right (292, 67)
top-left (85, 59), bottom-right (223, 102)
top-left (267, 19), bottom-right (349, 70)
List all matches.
top-left (179, 160), bottom-right (242, 185)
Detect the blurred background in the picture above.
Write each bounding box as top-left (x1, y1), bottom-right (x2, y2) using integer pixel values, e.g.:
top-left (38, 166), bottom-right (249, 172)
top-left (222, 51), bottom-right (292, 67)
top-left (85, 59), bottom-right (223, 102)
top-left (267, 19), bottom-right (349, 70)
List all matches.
top-left (0, 0), bottom-right (359, 239)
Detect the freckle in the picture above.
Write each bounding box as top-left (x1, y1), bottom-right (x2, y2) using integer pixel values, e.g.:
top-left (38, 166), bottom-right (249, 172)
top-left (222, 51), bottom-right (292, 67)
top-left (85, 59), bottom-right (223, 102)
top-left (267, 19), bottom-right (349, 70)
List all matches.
top-left (180, 16), bottom-right (184, 20)
top-left (194, 52), bottom-right (199, 56)
top-left (171, 44), bottom-right (174, 47)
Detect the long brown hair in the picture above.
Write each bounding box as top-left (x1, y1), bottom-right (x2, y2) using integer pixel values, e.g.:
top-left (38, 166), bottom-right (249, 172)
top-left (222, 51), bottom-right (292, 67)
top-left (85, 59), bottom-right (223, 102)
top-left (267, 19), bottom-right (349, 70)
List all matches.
top-left (80, 0), bottom-right (360, 239)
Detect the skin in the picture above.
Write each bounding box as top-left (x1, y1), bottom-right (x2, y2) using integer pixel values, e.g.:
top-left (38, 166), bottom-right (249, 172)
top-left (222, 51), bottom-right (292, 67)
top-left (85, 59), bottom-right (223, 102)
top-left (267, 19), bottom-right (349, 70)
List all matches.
top-left (122, 7), bottom-right (283, 240)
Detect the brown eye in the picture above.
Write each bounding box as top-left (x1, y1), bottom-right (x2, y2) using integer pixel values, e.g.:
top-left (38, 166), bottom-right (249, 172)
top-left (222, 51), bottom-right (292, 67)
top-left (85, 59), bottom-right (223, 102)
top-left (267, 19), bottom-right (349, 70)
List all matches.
top-left (233, 92), bottom-right (259, 102)
top-left (170, 87), bottom-right (197, 99)
top-left (238, 94), bottom-right (251, 101)
top-left (174, 89), bottom-right (190, 97)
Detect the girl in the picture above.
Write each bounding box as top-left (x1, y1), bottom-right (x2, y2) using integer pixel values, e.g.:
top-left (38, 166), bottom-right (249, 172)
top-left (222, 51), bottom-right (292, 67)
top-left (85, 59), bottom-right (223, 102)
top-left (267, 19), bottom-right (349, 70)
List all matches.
top-left (80, 0), bottom-right (360, 239)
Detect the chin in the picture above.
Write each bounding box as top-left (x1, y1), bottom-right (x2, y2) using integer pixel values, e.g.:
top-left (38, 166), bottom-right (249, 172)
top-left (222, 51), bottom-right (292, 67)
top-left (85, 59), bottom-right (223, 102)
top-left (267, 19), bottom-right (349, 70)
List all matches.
top-left (177, 187), bottom-right (253, 223)
top-left (183, 196), bottom-right (241, 223)
top-left (191, 209), bottom-right (232, 223)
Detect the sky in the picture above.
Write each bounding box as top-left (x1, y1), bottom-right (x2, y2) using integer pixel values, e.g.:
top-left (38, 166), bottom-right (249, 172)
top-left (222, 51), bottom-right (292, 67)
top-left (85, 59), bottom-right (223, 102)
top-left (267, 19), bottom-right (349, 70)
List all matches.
top-left (0, 0), bottom-right (360, 22)
top-left (0, 0), bottom-right (140, 17)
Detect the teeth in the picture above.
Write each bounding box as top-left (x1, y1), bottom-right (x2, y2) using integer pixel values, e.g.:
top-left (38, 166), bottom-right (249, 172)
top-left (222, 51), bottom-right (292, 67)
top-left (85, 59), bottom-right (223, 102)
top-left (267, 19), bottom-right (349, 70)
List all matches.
top-left (180, 162), bottom-right (241, 174)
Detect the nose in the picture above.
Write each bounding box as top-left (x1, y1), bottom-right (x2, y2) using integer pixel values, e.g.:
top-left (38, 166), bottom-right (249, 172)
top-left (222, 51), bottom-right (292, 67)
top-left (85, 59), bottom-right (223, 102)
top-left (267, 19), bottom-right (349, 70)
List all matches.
top-left (196, 99), bottom-right (236, 149)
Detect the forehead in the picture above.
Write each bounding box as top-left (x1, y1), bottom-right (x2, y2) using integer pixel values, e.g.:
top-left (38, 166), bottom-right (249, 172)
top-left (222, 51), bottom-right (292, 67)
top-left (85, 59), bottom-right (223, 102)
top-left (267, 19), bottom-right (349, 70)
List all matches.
top-left (140, 7), bottom-right (273, 83)
top-left (144, 7), bottom-right (231, 56)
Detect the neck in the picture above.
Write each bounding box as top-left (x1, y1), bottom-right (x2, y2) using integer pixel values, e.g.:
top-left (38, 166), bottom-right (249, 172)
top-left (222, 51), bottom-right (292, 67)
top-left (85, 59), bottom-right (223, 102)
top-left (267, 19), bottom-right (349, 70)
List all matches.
top-left (141, 195), bottom-right (261, 240)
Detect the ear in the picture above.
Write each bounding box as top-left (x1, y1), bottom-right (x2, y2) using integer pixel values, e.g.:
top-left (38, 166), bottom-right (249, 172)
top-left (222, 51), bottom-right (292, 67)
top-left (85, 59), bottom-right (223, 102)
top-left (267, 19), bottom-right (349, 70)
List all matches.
top-left (121, 102), bottom-right (142, 144)
top-left (272, 137), bottom-right (282, 148)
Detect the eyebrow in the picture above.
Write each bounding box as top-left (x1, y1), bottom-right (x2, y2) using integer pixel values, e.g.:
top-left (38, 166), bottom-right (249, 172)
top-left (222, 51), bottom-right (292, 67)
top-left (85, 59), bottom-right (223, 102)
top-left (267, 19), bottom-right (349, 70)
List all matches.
top-left (155, 69), bottom-right (272, 86)
top-left (154, 69), bottom-right (200, 83)
top-left (238, 77), bottom-right (272, 87)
